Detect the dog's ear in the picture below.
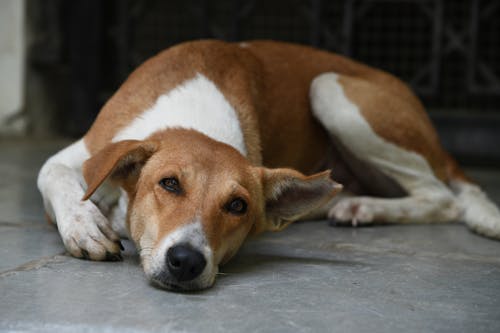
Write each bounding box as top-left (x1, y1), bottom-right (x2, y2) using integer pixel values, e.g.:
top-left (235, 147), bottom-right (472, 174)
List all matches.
top-left (256, 168), bottom-right (342, 232)
top-left (82, 140), bottom-right (158, 200)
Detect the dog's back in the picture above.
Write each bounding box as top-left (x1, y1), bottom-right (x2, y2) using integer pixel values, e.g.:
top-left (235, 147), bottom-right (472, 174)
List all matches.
top-left (84, 40), bottom-right (456, 179)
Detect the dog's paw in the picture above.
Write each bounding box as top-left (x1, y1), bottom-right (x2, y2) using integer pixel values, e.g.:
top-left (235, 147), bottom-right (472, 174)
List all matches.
top-left (328, 198), bottom-right (376, 227)
top-left (58, 200), bottom-right (123, 261)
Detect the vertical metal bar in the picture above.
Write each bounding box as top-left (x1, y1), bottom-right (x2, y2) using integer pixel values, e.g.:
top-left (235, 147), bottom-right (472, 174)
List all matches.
top-left (310, 0), bottom-right (322, 47)
top-left (66, 0), bottom-right (102, 136)
top-left (198, 0), bottom-right (211, 38)
top-left (429, 0), bottom-right (443, 95)
top-left (342, 0), bottom-right (354, 55)
top-left (116, 0), bottom-right (130, 83)
top-left (230, 0), bottom-right (242, 41)
top-left (467, 0), bottom-right (479, 93)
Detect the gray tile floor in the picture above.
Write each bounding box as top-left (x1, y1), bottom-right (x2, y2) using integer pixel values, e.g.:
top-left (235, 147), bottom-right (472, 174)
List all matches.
top-left (1, 139), bottom-right (500, 333)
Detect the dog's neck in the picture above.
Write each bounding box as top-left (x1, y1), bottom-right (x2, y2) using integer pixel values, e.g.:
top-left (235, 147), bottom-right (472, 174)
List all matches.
top-left (112, 73), bottom-right (248, 156)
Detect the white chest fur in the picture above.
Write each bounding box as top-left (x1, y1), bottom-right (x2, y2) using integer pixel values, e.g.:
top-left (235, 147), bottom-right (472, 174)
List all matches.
top-left (112, 73), bottom-right (247, 156)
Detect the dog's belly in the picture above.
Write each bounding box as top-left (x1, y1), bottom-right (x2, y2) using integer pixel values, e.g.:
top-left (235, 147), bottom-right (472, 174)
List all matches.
top-left (325, 136), bottom-right (407, 198)
top-left (262, 126), bottom-right (405, 198)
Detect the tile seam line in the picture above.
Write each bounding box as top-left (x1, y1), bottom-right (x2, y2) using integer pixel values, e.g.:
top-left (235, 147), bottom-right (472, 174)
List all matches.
top-left (331, 244), bottom-right (500, 264)
top-left (256, 243), bottom-right (500, 264)
top-left (0, 253), bottom-right (67, 278)
top-left (0, 220), bottom-right (54, 228)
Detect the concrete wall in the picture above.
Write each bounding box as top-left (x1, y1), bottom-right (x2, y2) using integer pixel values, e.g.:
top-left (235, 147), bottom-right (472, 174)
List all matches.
top-left (0, 0), bottom-right (26, 135)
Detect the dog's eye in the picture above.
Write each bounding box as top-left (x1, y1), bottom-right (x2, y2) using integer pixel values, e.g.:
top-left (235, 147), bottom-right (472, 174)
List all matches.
top-left (159, 177), bottom-right (182, 194)
top-left (225, 198), bottom-right (247, 215)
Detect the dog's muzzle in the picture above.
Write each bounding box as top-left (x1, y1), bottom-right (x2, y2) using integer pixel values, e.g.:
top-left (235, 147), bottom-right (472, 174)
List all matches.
top-left (150, 243), bottom-right (214, 291)
top-left (146, 221), bottom-right (216, 291)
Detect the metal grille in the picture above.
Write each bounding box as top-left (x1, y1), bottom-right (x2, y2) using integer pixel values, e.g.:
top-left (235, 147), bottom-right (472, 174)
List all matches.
top-left (27, 0), bottom-right (499, 160)
top-left (121, 0), bottom-right (499, 114)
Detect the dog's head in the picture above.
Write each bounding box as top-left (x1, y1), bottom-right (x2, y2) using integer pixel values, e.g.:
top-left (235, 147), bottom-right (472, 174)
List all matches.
top-left (82, 129), bottom-right (341, 291)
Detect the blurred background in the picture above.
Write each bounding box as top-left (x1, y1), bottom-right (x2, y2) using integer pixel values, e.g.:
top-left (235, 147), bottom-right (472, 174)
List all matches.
top-left (1, 0), bottom-right (499, 165)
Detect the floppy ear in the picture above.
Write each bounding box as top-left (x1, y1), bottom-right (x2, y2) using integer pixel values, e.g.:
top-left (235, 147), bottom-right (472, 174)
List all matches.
top-left (258, 168), bottom-right (342, 232)
top-left (82, 140), bottom-right (158, 200)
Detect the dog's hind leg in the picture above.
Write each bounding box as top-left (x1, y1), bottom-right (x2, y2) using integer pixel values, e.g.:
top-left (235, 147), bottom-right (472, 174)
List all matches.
top-left (310, 72), bottom-right (463, 226)
top-left (37, 139), bottom-right (123, 260)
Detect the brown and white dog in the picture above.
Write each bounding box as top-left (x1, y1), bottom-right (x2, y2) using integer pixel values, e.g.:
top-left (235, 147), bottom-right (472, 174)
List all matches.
top-left (38, 40), bottom-right (500, 291)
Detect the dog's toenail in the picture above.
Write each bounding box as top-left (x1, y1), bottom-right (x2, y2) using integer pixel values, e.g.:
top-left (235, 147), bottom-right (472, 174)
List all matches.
top-left (106, 251), bottom-right (123, 261)
top-left (81, 249), bottom-right (90, 260)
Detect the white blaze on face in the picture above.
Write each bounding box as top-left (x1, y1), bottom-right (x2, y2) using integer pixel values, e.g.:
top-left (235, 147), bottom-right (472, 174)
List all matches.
top-left (142, 220), bottom-right (217, 288)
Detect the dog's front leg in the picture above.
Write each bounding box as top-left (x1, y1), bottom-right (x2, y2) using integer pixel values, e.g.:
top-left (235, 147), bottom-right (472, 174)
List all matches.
top-left (37, 139), bottom-right (122, 260)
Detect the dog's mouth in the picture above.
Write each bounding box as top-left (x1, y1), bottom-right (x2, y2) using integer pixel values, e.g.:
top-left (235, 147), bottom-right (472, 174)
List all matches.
top-left (151, 278), bottom-right (184, 291)
top-left (150, 271), bottom-right (215, 292)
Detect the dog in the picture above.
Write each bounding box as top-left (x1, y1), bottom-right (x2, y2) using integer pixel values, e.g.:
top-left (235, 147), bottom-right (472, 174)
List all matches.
top-left (38, 40), bottom-right (500, 291)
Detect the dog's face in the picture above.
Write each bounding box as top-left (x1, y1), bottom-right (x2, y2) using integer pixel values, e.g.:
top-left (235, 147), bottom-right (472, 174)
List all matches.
top-left (83, 129), bottom-right (341, 291)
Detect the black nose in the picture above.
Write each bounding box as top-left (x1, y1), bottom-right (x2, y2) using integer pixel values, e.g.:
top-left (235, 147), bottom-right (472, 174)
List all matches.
top-left (166, 244), bottom-right (207, 282)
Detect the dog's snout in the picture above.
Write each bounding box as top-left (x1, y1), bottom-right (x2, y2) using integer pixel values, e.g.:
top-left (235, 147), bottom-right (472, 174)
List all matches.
top-left (166, 244), bottom-right (207, 281)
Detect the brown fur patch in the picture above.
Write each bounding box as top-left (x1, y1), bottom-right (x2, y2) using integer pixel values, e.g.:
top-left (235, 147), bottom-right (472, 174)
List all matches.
top-left (83, 40), bottom-right (464, 183)
top-left (335, 75), bottom-right (459, 182)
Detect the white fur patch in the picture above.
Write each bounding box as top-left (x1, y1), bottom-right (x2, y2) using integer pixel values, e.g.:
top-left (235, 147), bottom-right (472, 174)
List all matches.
top-left (37, 139), bottom-right (90, 221)
top-left (38, 139), bottom-right (122, 258)
top-left (310, 73), bottom-right (460, 224)
top-left (113, 73), bottom-right (247, 156)
top-left (108, 189), bottom-right (130, 238)
top-left (328, 195), bottom-right (460, 225)
top-left (39, 139), bottom-right (89, 170)
top-left (143, 220), bottom-right (216, 288)
top-left (452, 181), bottom-right (500, 238)
top-left (310, 73), bottom-right (449, 196)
